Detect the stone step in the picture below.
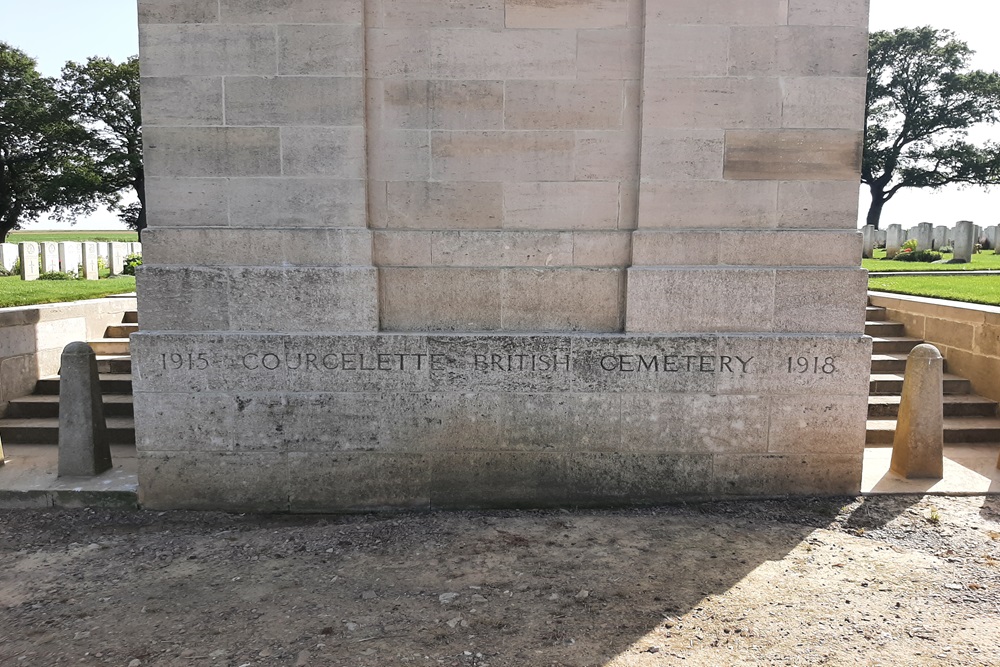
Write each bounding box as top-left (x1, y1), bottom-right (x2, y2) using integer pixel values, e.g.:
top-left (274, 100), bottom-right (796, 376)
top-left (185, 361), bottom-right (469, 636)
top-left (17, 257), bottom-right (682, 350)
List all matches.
top-left (35, 374), bottom-right (133, 396)
top-left (868, 394), bottom-right (998, 419)
top-left (869, 373), bottom-right (971, 396)
top-left (87, 339), bottom-right (130, 356)
top-left (105, 323), bottom-right (139, 338)
top-left (95, 355), bottom-right (132, 374)
top-left (866, 306), bottom-right (887, 321)
top-left (871, 337), bottom-right (924, 354)
top-left (122, 311), bottom-right (138, 324)
top-left (3, 393), bottom-right (134, 419)
top-left (870, 354), bottom-right (909, 373)
top-left (866, 417), bottom-right (1000, 445)
top-left (864, 321), bottom-right (905, 337)
top-left (0, 417), bottom-right (136, 445)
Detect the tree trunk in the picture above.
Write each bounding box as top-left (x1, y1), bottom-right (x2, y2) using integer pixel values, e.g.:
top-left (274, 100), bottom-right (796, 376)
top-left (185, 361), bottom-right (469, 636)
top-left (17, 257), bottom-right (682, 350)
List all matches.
top-left (0, 218), bottom-right (16, 243)
top-left (866, 189), bottom-right (886, 230)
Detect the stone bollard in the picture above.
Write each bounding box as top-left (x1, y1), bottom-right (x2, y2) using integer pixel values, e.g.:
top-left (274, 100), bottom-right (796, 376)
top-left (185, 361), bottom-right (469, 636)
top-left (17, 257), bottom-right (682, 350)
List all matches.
top-left (58, 342), bottom-right (112, 477)
top-left (953, 221), bottom-right (975, 263)
top-left (890, 344), bottom-right (944, 479)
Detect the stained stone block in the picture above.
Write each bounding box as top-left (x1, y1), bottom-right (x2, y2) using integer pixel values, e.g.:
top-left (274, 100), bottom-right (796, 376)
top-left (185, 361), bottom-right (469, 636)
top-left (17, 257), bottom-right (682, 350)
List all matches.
top-left (19, 242), bottom-right (39, 281)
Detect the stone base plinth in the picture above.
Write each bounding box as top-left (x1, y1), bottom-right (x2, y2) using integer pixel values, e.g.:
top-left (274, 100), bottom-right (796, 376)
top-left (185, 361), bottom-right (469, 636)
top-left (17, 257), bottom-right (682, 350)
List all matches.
top-left (132, 332), bottom-right (872, 511)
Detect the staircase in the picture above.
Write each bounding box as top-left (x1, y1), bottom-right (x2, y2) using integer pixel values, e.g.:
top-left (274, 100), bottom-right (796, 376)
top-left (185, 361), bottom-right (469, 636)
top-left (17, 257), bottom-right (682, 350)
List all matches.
top-left (866, 302), bottom-right (1000, 445)
top-left (0, 311), bottom-right (137, 445)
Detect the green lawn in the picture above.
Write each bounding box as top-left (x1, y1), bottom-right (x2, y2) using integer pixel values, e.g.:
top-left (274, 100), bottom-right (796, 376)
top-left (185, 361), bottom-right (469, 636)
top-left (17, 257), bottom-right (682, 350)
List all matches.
top-left (0, 275), bottom-right (136, 308)
top-left (863, 248), bottom-right (1000, 272)
top-left (6, 230), bottom-right (138, 244)
top-left (868, 275), bottom-right (1000, 307)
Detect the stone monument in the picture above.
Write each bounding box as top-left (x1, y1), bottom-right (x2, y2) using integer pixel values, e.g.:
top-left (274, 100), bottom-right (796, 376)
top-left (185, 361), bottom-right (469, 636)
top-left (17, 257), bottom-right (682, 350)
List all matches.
top-left (133, 0), bottom-right (872, 511)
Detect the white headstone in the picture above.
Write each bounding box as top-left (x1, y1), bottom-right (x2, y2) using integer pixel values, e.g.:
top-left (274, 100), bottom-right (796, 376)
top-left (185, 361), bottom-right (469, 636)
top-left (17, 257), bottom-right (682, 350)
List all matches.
top-left (108, 242), bottom-right (127, 276)
top-left (932, 225), bottom-right (948, 251)
top-left (875, 229), bottom-right (887, 247)
top-left (974, 224), bottom-right (984, 245)
top-left (861, 225), bottom-right (875, 259)
top-left (97, 243), bottom-right (110, 264)
top-left (0, 243), bottom-right (17, 272)
top-left (129, 242), bottom-right (142, 256)
top-left (81, 242), bottom-right (100, 280)
top-left (984, 225), bottom-right (998, 251)
top-left (58, 242), bottom-right (83, 275)
top-left (915, 222), bottom-right (933, 252)
top-left (953, 221), bottom-right (975, 263)
top-left (19, 242), bottom-right (39, 281)
top-left (39, 242), bottom-right (59, 273)
top-left (886, 224), bottom-right (905, 258)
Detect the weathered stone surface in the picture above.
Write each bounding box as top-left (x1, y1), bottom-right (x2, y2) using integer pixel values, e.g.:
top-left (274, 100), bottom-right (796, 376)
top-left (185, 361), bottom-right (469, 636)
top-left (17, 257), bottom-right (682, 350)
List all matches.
top-left (58, 342), bottom-right (112, 477)
top-left (891, 344), bottom-right (945, 479)
top-left (954, 220), bottom-right (976, 262)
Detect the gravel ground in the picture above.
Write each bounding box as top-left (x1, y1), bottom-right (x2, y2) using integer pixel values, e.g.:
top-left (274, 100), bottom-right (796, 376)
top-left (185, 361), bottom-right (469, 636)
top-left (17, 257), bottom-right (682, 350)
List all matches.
top-left (1, 494), bottom-right (998, 666)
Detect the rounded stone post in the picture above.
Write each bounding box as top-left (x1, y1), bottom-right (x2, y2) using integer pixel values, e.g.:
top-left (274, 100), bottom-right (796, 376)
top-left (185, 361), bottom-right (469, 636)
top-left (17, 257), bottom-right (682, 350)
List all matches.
top-left (890, 344), bottom-right (944, 479)
top-left (58, 342), bottom-right (112, 477)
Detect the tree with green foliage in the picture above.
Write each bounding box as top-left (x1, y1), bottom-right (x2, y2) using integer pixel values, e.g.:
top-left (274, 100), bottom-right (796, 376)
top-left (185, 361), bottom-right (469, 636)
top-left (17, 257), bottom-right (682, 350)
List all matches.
top-left (864, 27), bottom-right (1000, 229)
top-left (0, 43), bottom-right (98, 241)
top-left (60, 56), bottom-right (144, 235)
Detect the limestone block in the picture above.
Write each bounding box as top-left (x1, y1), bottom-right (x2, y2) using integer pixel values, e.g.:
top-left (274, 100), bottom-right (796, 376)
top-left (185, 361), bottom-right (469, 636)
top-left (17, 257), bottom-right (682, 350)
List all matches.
top-left (220, 0), bottom-right (363, 24)
top-left (644, 25), bottom-right (729, 77)
top-left (373, 231), bottom-right (434, 266)
top-left (0, 243), bottom-right (17, 272)
top-left (432, 231), bottom-right (577, 267)
top-left (58, 342), bottom-right (112, 477)
top-left (138, 0), bottom-right (218, 24)
top-left (729, 26), bottom-right (868, 77)
top-left (136, 266), bottom-right (231, 331)
top-left (144, 228), bottom-right (372, 266)
top-left (953, 220), bottom-right (975, 262)
top-left (632, 231), bottom-right (721, 266)
top-left (773, 269), bottom-right (867, 334)
top-left (564, 453), bottom-right (714, 505)
top-left (767, 395), bottom-right (868, 455)
top-left (144, 177), bottom-right (228, 227)
top-left (640, 129), bottom-right (725, 181)
top-left (573, 232), bottom-right (632, 267)
top-left (368, 130), bottom-right (431, 181)
top-left (721, 231), bottom-right (862, 267)
top-left (723, 130), bottom-right (862, 181)
top-left (19, 242), bottom-right (39, 281)
top-left (383, 0), bottom-right (504, 28)
top-left (505, 0), bottom-right (628, 29)
top-left (431, 131), bottom-right (575, 182)
top-left (620, 394), bottom-right (769, 453)
top-left (504, 80), bottom-right (625, 130)
top-left (381, 267), bottom-right (502, 331)
top-left (430, 29), bottom-right (577, 80)
top-left (280, 127), bottom-right (365, 178)
top-left (80, 243), bottom-right (99, 280)
top-left (224, 76), bottom-right (363, 125)
top-left (0, 354), bottom-right (38, 406)
top-left (137, 452), bottom-right (289, 511)
top-left (642, 77), bottom-right (781, 129)
top-left (787, 0), bottom-right (870, 26)
top-left (375, 181), bottom-right (503, 230)
top-left (58, 243), bottom-right (82, 275)
top-left (133, 392), bottom-right (235, 452)
top-left (228, 178), bottom-right (367, 228)
top-left (289, 452), bottom-right (431, 511)
top-left (430, 451), bottom-right (566, 508)
top-left (713, 453), bottom-right (861, 496)
top-left (777, 181), bottom-right (860, 229)
top-left (365, 29), bottom-right (433, 79)
top-left (277, 25), bottom-right (364, 76)
top-left (138, 25), bottom-right (277, 77)
top-left (576, 28), bottom-right (643, 80)
top-left (144, 126), bottom-right (280, 177)
top-left (503, 182), bottom-right (620, 230)
top-left (862, 225), bottom-right (875, 259)
top-left (780, 77), bottom-right (866, 130)
top-left (39, 242), bottom-right (59, 274)
top-left (140, 76), bottom-right (223, 125)
top-left (638, 181), bottom-right (777, 229)
top-left (501, 268), bottom-right (624, 332)
top-left (373, 79), bottom-right (504, 131)
top-left (890, 344), bottom-right (945, 479)
top-left (227, 268), bottom-right (378, 332)
top-left (649, 0), bottom-right (786, 25)
top-left (574, 130), bottom-right (640, 181)
top-left (500, 393), bottom-right (622, 451)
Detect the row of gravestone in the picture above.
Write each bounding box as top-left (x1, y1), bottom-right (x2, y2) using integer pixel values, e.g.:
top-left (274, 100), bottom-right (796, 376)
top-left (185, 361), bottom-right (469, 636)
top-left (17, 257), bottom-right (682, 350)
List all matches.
top-left (0, 241), bottom-right (142, 281)
top-left (862, 222), bottom-right (998, 262)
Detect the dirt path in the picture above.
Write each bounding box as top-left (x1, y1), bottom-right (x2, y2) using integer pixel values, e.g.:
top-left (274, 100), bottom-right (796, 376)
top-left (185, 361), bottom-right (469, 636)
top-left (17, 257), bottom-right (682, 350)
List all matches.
top-left (1, 495), bottom-right (998, 666)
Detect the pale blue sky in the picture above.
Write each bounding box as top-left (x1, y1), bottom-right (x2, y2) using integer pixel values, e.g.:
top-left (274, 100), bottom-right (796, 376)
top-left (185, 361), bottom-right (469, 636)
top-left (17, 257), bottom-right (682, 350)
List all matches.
top-left (1, 0), bottom-right (998, 229)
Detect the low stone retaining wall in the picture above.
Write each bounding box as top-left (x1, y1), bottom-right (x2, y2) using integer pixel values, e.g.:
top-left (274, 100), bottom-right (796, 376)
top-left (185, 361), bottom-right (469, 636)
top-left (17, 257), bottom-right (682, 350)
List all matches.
top-left (0, 296), bottom-right (137, 410)
top-left (868, 291), bottom-right (1000, 403)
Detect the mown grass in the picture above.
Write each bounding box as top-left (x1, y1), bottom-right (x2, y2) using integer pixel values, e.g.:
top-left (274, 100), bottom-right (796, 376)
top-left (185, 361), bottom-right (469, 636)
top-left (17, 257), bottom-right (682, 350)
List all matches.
top-left (863, 248), bottom-right (1000, 272)
top-left (0, 275), bottom-right (136, 308)
top-left (868, 275), bottom-right (1000, 307)
top-left (6, 230), bottom-right (138, 244)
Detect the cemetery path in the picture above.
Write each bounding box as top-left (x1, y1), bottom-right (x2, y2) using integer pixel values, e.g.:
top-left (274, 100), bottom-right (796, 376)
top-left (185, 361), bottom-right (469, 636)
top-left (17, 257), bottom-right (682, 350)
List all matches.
top-left (1, 495), bottom-right (998, 667)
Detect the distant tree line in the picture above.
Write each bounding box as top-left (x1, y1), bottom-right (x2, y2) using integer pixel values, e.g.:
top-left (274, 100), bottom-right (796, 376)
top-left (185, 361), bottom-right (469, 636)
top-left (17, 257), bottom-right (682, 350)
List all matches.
top-left (0, 43), bottom-right (142, 242)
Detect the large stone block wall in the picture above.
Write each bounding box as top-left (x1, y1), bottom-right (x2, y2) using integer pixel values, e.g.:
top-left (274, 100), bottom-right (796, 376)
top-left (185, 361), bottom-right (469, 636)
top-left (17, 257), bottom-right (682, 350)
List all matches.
top-left (135, 0), bottom-right (873, 511)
